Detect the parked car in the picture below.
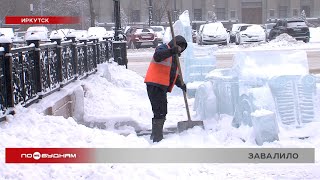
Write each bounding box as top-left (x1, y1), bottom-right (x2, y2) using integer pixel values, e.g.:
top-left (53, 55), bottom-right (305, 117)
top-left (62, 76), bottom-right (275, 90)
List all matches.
top-left (192, 29), bottom-right (197, 43)
top-left (264, 23), bottom-right (276, 41)
top-left (88, 27), bottom-right (107, 41)
top-left (196, 24), bottom-right (205, 44)
top-left (229, 23), bottom-right (249, 43)
top-left (71, 30), bottom-right (88, 40)
top-left (0, 28), bottom-right (14, 40)
top-left (49, 29), bottom-right (75, 40)
top-left (151, 26), bottom-right (165, 43)
top-left (13, 31), bottom-right (26, 43)
top-left (125, 27), bottom-right (158, 49)
top-left (268, 19), bottom-right (310, 42)
top-left (197, 22), bottom-right (229, 45)
top-left (235, 25), bottom-right (266, 45)
top-left (25, 26), bottom-right (49, 41)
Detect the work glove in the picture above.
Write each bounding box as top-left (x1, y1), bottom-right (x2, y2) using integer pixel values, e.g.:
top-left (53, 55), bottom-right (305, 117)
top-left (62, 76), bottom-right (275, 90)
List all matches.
top-left (180, 84), bottom-right (187, 92)
top-left (170, 46), bottom-right (182, 55)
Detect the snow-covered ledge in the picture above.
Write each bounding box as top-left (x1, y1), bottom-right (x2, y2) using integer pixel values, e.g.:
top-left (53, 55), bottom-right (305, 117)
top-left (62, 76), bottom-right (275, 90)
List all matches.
top-left (29, 81), bottom-right (84, 122)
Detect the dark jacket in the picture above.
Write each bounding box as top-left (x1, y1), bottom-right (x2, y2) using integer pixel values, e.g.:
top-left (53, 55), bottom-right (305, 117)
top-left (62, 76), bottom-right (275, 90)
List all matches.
top-left (146, 35), bottom-right (188, 92)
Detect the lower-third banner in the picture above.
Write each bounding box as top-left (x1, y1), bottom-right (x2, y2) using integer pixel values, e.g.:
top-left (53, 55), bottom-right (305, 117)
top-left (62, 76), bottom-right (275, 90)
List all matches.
top-left (5, 148), bottom-right (315, 163)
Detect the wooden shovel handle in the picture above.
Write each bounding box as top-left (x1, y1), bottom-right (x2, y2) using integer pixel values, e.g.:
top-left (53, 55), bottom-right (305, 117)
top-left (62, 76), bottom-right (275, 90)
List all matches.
top-left (167, 11), bottom-right (191, 121)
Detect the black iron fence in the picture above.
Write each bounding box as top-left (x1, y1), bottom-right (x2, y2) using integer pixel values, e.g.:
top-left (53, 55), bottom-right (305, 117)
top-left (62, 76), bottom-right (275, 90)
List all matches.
top-left (0, 36), bottom-right (114, 121)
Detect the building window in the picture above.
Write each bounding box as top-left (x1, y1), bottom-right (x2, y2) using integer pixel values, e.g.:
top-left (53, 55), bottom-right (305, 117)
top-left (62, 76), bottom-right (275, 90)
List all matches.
top-left (131, 10), bottom-right (140, 22)
top-left (279, 6), bottom-right (288, 18)
top-left (216, 8), bottom-right (225, 20)
top-left (194, 9), bottom-right (202, 21)
top-left (269, 9), bottom-right (275, 17)
top-left (230, 10), bottom-right (236, 19)
top-left (301, 6), bottom-right (311, 17)
top-left (293, 9), bottom-right (299, 17)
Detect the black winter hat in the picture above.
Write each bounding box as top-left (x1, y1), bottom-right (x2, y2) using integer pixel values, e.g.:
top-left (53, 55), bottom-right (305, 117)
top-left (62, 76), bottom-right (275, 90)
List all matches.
top-left (168, 35), bottom-right (188, 53)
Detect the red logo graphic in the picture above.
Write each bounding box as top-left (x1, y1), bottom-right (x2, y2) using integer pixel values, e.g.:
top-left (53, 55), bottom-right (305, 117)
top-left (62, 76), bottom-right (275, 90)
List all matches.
top-left (5, 148), bottom-right (94, 163)
top-left (5, 16), bottom-right (81, 24)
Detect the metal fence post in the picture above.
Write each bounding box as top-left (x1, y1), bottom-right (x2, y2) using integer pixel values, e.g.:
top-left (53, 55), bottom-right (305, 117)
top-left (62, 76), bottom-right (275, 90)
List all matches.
top-left (113, 41), bottom-right (128, 68)
top-left (26, 35), bottom-right (42, 98)
top-left (80, 39), bottom-right (88, 74)
top-left (103, 37), bottom-right (111, 62)
top-left (96, 39), bottom-right (101, 65)
top-left (88, 36), bottom-right (98, 70)
top-left (51, 37), bottom-right (63, 87)
top-left (0, 37), bottom-right (14, 111)
top-left (66, 35), bottom-right (78, 79)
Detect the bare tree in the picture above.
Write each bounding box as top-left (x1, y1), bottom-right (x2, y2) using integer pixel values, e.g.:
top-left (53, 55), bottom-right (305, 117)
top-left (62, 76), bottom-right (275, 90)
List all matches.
top-left (144, 0), bottom-right (170, 25)
top-left (0, 1), bottom-right (15, 26)
top-left (88, 0), bottom-right (95, 27)
top-left (120, 7), bottom-right (129, 27)
top-left (28, 0), bottom-right (90, 29)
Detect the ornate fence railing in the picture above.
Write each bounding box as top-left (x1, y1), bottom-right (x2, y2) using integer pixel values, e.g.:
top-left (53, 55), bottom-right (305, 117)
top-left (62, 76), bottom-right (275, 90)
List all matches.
top-left (0, 36), bottom-right (113, 121)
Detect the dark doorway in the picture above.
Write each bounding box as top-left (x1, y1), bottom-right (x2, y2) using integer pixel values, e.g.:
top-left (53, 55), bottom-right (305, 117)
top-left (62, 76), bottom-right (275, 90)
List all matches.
top-left (242, 7), bottom-right (262, 24)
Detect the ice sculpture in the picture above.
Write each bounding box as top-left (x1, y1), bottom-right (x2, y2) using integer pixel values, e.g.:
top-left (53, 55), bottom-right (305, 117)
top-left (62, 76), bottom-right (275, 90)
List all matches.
top-left (205, 68), bottom-right (239, 117)
top-left (194, 81), bottom-right (217, 120)
top-left (195, 50), bottom-right (317, 126)
top-left (194, 49), bottom-right (317, 145)
top-left (268, 75), bottom-right (317, 126)
top-left (163, 10), bottom-right (216, 97)
top-left (164, 10), bottom-right (217, 97)
top-left (251, 109), bottom-right (279, 146)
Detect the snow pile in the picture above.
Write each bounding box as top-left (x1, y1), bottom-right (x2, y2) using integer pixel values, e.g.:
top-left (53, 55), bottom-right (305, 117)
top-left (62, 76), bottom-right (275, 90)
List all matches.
top-left (267, 33), bottom-right (305, 47)
top-left (310, 27), bottom-right (320, 43)
top-left (82, 63), bottom-right (153, 131)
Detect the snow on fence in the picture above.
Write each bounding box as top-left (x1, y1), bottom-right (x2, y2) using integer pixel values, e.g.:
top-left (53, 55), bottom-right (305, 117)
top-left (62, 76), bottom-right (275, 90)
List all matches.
top-left (0, 35), bottom-right (114, 121)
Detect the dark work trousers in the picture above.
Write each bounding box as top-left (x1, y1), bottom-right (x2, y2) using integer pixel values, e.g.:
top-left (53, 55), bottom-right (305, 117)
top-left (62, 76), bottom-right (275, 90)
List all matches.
top-left (147, 85), bottom-right (167, 119)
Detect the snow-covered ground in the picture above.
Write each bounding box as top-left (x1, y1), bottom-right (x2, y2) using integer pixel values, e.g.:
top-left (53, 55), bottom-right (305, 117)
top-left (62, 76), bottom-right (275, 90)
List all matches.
top-left (1, 28), bottom-right (320, 179)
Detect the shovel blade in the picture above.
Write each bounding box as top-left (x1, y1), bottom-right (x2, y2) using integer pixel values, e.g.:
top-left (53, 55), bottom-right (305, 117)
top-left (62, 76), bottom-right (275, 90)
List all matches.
top-left (177, 120), bottom-right (204, 133)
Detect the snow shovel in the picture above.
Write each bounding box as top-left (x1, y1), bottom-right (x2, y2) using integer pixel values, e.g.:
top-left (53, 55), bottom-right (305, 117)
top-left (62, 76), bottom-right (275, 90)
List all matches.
top-left (167, 11), bottom-right (204, 133)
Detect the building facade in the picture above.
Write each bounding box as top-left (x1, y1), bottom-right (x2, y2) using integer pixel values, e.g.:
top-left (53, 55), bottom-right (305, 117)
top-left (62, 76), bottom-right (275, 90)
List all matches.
top-left (95, 0), bottom-right (320, 25)
top-left (5, 0), bottom-right (320, 29)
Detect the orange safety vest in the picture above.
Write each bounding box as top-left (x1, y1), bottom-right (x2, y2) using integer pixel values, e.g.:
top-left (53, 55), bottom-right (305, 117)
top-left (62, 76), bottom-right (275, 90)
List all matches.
top-left (144, 54), bottom-right (179, 92)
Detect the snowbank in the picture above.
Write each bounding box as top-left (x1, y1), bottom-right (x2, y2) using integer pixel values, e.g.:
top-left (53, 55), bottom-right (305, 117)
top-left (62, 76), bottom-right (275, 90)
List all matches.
top-left (310, 27), bottom-right (320, 43)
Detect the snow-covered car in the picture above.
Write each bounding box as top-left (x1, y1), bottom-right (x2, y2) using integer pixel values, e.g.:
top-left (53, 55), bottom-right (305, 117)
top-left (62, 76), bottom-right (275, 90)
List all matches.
top-left (229, 23), bottom-right (249, 43)
top-left (104, 30), bottom-right (115, 39)
top-left (264, 23), bottom-right (276, 41)
top-left (196, 24), bottom-right (205, 44)
top-left (12, 31), bottom-right (26, 43)
top-left (70, 30), bottom-right (88, 40)
top-left (198, 22), bottom-right (229, 45)
top-left (49, 29), bottom-right (75, 40)
top-left (0, 28), bottom-right (14, 40)
top-left (268, 19), bottom-right (310, 43)
top-left (88, 27), bottom-right (107, 41)
top-left (235, 25), bottom-right (266, 45)
top-left (25, 26), bottom-right (49, 41)
top-left (192, 29), bottom-right (197, 43)
top-left (151, 26), bottom-right (165, 43)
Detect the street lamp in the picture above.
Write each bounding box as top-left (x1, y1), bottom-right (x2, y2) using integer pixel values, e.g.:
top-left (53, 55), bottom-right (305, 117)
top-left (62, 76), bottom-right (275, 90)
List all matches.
top-left (148, 0), bottom-right (153, 26)
top-left (30, 4), bottom-right (34, 15)
top-left (40, 0), bottom-right (44, 16)
top-left (173, 0), bottom-right (177, 21)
